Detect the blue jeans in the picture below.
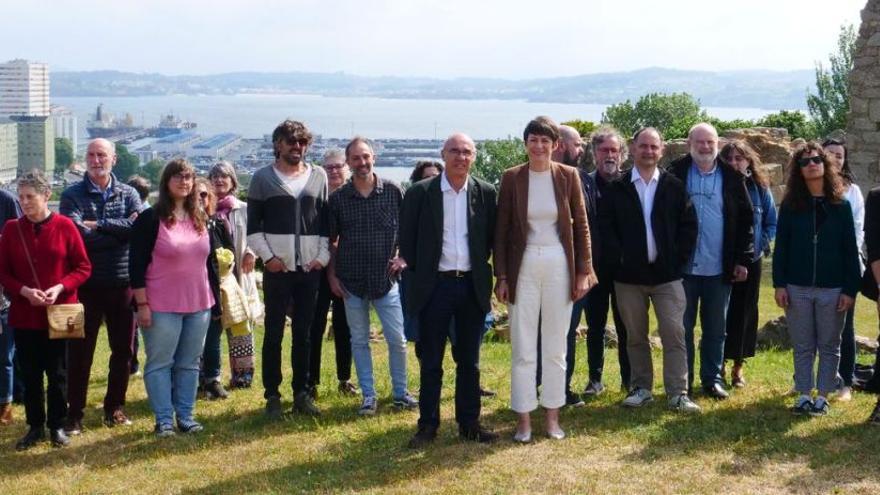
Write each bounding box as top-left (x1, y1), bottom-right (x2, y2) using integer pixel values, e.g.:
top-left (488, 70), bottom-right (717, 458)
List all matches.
top-left (683, 274), bottom-right (731, 388)
top-left (142, 310), bottom-right (211, 426)
top-left (343, 284), bottom-right (408, 400)
top-left (0, 309), bottom-right (14, 403)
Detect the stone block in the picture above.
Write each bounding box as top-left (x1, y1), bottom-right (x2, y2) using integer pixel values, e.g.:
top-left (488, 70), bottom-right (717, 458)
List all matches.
top-left (763, 163), bottom-right (784, 186)
top-left (869, 100), bottom-right (880, 121)
top-left (770, 185), bottom-right (785, 205)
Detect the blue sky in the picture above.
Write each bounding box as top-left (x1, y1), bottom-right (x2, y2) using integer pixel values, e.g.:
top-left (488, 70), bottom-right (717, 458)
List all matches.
top-left (0, 0), bottom-right (866, 78)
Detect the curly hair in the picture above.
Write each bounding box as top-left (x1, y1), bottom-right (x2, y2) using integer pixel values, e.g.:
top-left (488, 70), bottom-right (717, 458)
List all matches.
top-left (409, 160), bottom-right (444, 183)
top-left (781, 142), bottom-right (845, 211)
top-left (271, 119), bottom-right (313, 159)
top-left (720, 140), bottom-right (769, 188)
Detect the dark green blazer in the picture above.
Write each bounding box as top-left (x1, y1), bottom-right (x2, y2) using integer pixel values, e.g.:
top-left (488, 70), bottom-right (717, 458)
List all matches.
top-left (399, 174), bottom-right (497, 316)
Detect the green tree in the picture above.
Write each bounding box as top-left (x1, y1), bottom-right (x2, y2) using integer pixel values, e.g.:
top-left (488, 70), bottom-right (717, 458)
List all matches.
top-left (807, 24), bottom-right (856, 138)
top-left (472, 138), bottom-right (526, 186)
top-left (114, 144), bottom-right (140, 181)
top-left (756, 110), bottom-right (818, 140)
top-left (142, 159), bottom-right (164, 185)
top-left (707, 117), bottom-right (756, 134)
top-left (54, 137), bottom-right (74, 175)
top-left (561, 119), bottom-right (597, 137)
top-left (601, 92), bottom-right (708, 140)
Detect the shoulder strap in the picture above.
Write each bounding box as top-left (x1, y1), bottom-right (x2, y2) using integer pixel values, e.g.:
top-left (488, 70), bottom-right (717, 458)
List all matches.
top-left (15, 221), bottom-right (42, 289)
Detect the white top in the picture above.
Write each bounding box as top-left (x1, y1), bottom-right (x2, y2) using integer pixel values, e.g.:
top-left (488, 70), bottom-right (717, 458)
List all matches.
top-left (845, 183), bottom-right (865, 270)
top-left (526, 169), bottom-right (561, 247)
top-left (438, 172), bottom-right (471, 272)
top-left (273, 164), bottom-right (312, 198)
top-left (631, 166), bottom-right (660, 263)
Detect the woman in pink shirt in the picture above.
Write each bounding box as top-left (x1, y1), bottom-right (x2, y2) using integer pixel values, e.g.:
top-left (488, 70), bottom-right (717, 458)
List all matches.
top-left (129, 160), bottom-right (222, 437)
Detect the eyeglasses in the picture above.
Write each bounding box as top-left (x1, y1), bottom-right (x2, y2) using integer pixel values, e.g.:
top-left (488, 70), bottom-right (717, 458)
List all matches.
top-left (284, 137), bottom-right (310, 147)
top-left (797, 156), bottom-right (823, 167)
top-left (324, 164), bottom-right (344, 171)
top-left (445, 148), bottom-right (474, 158)
top-left (199, 191), bottom-right (209, 199)
top-left (171, 173), bottom-right (194, 181)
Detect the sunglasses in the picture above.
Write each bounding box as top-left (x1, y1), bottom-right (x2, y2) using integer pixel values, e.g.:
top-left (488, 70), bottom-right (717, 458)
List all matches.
top-left (797, 155), bottom-right (823, 167)
top-left (284, 137), bottom-right (310, 147)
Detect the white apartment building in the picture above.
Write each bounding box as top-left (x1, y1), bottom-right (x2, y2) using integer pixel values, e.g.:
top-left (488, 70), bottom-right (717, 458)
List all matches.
top-left (0, 59), bottom-right (50, 117)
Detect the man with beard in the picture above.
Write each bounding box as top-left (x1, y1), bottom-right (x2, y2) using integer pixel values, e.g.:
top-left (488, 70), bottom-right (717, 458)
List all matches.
top-left (552, 125), bottom-right (598, 406)
top-left (247, 120), bottom-right (329, 418)
top-left (668, 123), bottom-right (753, 399)
top-left (327, 137), bottom-right (417, 416)
top-left (583, 127), bottom-right (632, 396)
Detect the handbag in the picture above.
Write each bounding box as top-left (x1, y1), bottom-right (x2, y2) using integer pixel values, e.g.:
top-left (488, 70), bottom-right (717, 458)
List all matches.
top-left (15, 221), bottom-right (85, 339)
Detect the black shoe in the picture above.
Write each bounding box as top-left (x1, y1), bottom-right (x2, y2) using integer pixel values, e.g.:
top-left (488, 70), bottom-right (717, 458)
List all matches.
top-left (565, 391), bottom-right (586, 408)
top-left (293, 391), bottom-right (321, 416)
top-left (407, 424), bottom-right (438, 449)
top-left (479, 387), bottom-right (496, 398)
top-left (265, 396), bottom-right (282, 420)
top-left (458, 423), bottom-right (499, 443)
top-left (49, 428), bottom-right (70, 448)
top-left (15, 427), bottom-right (45, 451)
top-left (63, 418), bottom-right (83, 436)
top-left (205, 380), bottom-right (229, 400)
top-left (702, 383), bottom-right (730, 400)
top-left (307, 384), bottom-right (318, 401)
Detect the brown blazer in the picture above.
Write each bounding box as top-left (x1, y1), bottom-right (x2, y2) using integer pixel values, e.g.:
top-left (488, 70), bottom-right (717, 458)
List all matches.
top-left (493, 161), bottom-right (593, 304)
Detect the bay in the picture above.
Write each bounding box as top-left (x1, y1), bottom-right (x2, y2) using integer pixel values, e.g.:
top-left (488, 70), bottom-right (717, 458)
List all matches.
top-left (54, 94), bottom-right (776, 142)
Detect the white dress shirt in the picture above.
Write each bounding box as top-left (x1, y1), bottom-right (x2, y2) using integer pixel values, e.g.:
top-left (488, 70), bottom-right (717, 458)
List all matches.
top-left (438, 172), bottom-right (471, 271)
top-left (631, 166), bottom-right (660, 263)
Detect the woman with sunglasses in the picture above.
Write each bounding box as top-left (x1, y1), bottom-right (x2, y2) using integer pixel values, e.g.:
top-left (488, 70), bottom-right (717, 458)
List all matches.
top-left (821, 138), bottom-right (864, 402)
top-left (130, 160), bottom-right (225, 436)
top-left (773, 142), bottom-right (860, 416)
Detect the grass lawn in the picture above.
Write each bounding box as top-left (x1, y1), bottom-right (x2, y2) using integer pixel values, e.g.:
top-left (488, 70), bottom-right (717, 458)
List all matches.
top-left (1, 263), bottom-right (879, 494)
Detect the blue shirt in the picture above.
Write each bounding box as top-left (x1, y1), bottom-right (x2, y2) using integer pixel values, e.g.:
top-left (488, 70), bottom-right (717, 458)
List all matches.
top-left (685, 163), bottom-right (724, 276)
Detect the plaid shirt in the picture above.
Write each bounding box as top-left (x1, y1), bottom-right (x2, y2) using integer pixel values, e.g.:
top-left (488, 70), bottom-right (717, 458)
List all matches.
top-left (329, 176), bottom-right (402, 299)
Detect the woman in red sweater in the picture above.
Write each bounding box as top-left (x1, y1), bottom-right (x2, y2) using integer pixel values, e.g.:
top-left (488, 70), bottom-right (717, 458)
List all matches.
top-left (0, 171), bottom-right (91, 451)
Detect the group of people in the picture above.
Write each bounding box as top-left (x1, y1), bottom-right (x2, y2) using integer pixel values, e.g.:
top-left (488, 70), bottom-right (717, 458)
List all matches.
top-left (1, 115), bottom-right (879, 451)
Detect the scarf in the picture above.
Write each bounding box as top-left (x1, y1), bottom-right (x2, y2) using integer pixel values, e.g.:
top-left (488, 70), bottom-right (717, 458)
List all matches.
top-left (215, 195), bottom-right (236, 235)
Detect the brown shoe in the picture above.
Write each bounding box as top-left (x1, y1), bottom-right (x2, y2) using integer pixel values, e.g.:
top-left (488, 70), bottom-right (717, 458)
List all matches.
top-left (0, 402), bottom-right (12, 425)
top-left (104, 409), bottom-right (133, 427)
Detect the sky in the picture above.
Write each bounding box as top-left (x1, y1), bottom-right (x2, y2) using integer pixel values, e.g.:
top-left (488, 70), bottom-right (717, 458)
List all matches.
top-left (0, 0), bottom-right (867, 78)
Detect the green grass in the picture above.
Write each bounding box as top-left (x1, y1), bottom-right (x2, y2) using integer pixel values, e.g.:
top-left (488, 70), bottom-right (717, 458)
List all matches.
top-left (1, 265), bottom-right (878, 494)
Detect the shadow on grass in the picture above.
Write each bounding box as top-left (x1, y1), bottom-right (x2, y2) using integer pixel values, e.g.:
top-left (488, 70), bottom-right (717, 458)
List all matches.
top-left (178, 407), bottom-right (520, 494)
top-left (620, 394), bottom-right (880, 488)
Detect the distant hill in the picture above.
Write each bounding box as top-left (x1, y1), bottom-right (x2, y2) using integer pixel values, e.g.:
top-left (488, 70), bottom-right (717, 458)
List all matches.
top-left (52, 67), bottom-right (814, 110)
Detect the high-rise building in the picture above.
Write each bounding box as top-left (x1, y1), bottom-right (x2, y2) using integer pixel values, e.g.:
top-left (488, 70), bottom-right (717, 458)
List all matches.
top-left (0, 119), bottom-right (17, 183)
top-left (11, 115), bottom-right (54, 175)
top-left (51, 104), bottom-right (78, 153)
top-left (0, 59), bottom-right (50, 117)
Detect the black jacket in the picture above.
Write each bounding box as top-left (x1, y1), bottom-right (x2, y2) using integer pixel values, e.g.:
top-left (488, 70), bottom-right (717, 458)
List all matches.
top-left (667, 155), bottom-right (754, 281)
top-left (129, 208), bottom-right (229, 317)
top-left (597, 168), bottom-right (698, 285)
top-left (399, 175), bottom-right (497, 315)
top-left (59, 175), bottom-right (142, 288)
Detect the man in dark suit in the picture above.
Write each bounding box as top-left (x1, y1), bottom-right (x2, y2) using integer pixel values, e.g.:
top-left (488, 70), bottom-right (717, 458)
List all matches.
top-left (400, 132), bottom-right (499, 447)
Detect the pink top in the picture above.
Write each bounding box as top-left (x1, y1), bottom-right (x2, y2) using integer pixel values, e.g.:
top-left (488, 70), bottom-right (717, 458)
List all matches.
top-left (145, 219), bottom-right (214, 313)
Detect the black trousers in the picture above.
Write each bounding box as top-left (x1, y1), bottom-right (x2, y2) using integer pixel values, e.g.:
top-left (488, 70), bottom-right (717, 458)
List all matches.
top-left (725, 258), bottom-right (762, 361)
top-left (585, 274), bottom-right (630, 387)
top-left (308, 270), bottom-right (352, 385)
top-left (262, 269), bottom-right (320, 398)
top-left (417, 275), bottom-right (483, 429)
top-left (14, 329), bottom-right (67, 429)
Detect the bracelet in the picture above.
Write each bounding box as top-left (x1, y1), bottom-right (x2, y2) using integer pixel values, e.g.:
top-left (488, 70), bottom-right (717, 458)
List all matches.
top-left (136, 302), bottom-right (149, 307)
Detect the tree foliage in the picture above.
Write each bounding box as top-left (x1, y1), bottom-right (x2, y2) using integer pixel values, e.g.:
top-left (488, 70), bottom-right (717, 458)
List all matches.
top-left (807, 24), bottom-right (856, 138)
top-left (141, 159), bottom-right (165, 185)
top-left (54, 137), bottom-right (74, 175)
top-left (756, 110), bottom-right (818, 140)
top-left (114, 144), bottom-right (140, 181)
top-left (561, 119), bottom-right (597, 137)
top-left (471, 138), bottom-right (526, 186)
top-left (601, 92), bottom-right (708, 140)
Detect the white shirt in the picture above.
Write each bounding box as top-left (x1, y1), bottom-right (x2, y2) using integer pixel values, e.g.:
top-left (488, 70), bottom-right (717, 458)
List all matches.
top-left (526, 169), bottom-right (561, 247)
top-left (845, 183), bottom-right (866, 270)
top-left (438, 172), bottom-right (471, 272)
top-left (631, 166), bottom-right (660, 263)
top-left (273, 164), bottom-right (312, 198)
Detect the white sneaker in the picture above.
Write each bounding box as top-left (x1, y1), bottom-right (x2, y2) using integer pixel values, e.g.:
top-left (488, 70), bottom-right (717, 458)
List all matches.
top-left (668, 394), bottom-right (702, 414)
top-left (836, 386), bottom-right (853, 402)
top-left (621, 387), bottom-right (653, 408)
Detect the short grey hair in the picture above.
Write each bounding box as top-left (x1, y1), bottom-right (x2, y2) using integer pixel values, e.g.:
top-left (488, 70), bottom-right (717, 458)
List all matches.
top-left (17, 169), bottom-right (52, 196)
top-left (590, 126), bottom-right (629, 161)
top-left (322, 148), bottom-right (345, 164)
top-left (208, 160), bottom-right (239, 193)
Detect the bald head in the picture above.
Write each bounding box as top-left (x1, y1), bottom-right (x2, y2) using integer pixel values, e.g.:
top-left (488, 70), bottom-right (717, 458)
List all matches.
top-left (553, 125), bottom-right (584, 166)
top-left (441, 133), bottom-right (476, 187)
top-left (687, 122), bottom-right (719, 168)
top-left (86, 138), bottom-right (118, 187)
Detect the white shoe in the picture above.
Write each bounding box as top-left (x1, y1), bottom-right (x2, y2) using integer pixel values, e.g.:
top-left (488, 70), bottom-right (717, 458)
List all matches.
top-left (836, 386), bottom-right (853, 402)
top-left (513, 430), bottom-right (532, 443)
top-left (621, 387), bottom-right (654, 408)
top-left (668, 394), bottom-right (702, 414)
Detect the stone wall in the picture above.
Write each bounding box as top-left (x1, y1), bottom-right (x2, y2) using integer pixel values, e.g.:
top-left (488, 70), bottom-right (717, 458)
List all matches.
top-left (847, 0), bottom-right (880, 191)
